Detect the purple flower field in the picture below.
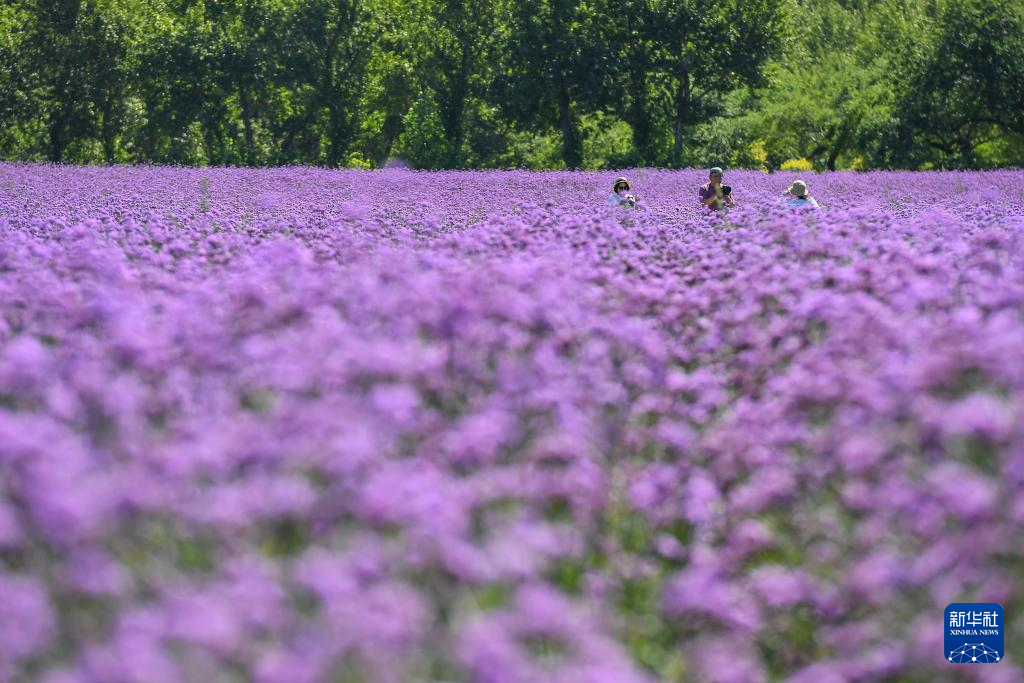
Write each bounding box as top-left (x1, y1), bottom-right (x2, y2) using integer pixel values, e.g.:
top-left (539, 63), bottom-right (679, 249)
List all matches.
top-left (2, 163), bottom-right (1024, 683)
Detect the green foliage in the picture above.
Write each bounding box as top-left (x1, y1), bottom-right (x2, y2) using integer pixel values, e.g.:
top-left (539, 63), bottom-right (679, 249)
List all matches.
top-left (508, 129), bottom-right (564, 170)
top-left (499, 0), bottom-right (611, 168)
top-left (581, 112), bottom-right (635, 169)
top-left (747, 139), bottom-right (770, 171)
top-left (0, 0), bottom-right (1020, 169)
top-left (416, 0), bottom-right (499, 167)
top-left (702, 1), bottom-right (903, 171)
top-left (395, 92), bottom-right (448, 169)
top-left (893, 0), bottom-right (1024, 168)
top-left (346, 152), bottom-right (373, 169)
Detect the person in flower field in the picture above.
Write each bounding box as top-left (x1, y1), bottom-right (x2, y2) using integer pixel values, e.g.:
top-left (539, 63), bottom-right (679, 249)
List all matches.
top-left (699, 167), bottom-right (735, 213)
top-left (607, 176), bottom-right (640, 210)
top-left (779, 179), bottom-right (820, 208)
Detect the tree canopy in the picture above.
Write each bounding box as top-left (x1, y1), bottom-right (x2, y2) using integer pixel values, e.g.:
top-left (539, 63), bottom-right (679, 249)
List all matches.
top-left (1, 0), bottom-right (1021, 169)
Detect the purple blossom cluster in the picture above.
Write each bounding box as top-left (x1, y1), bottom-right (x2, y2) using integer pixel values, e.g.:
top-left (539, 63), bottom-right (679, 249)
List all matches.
top-left (1, 163), bottom-right (1024, 683)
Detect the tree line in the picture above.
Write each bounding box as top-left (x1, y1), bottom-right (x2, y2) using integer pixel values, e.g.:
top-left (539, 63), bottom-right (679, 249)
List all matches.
top-left (1, 0), bottom-right (1021, 170)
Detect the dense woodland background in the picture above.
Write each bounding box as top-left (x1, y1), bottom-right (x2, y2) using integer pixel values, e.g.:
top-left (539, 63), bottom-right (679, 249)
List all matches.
top-left (1, 0), bottom-right (1022, 171)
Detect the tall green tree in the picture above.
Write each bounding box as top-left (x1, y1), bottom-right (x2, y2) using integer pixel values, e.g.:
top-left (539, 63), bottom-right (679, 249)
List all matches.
top-left (502, 0), bottom-right (609, 168)
top-left (895, 0), bottom-right (1024, 167)
top-left (134, 2), bottom-right (226, 163)
top-left (357, 0), bottom-right (417, 166)
top-left (14, 0), bottom-right (131, 162)
top-left (218, 1), bottom-right (281, 165)
top-left (418, 0), bottom-right (498, 167)
top-left (0, 3), bottom-right (37, 158)
top-left (710, 0), bottom-right (899, 170)
top-left (648, 0), bottom-right (787, 166)
top-left (1, 0), bottom-right (1021, 169)
top-left (280, 0), bottom-right (373, 166)
top-left (601, 0), bottom-right (662, 165)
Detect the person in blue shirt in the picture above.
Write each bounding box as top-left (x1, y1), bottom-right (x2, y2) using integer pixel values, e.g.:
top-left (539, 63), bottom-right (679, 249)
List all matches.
top-left (779, 179), bottom-right (819, 208)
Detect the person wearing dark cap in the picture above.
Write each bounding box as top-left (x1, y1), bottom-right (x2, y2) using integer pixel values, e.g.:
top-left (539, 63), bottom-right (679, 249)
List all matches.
top-left (607, 176), bottom-right (640, 210)
top-left (699, 167), bottom-right (734, 213)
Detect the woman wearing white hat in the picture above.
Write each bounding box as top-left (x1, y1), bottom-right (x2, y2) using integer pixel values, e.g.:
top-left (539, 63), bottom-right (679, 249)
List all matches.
top-left (607, 176), bottom-right (640, 210)
top-left (780, 179), bottom-right (819, 208)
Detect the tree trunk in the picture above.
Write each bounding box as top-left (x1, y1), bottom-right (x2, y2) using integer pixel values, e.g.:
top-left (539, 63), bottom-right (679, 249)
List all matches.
top-left (452, 47), bottom-right (470, 167)
top-left (239, 86), bottom-right (256, 165)
top-left (958, 129), bottom-right (976, 169)
top-left (203, 125), bottom-right (216, 165)
top-left (827, 141), bottom-right (841, 171)
top-left (327, 105), bottom-right (346, 166)
top-left (627, 69), bottom-right (653, 165)
top-left (671, 110), bottom-right (685, 168)
top-left (671, 66), bottom-right (690, 168)
top-left (827, 124), bottom-right (849, 171)
top-left (557, 84), bottom-right (582, 169)
top-left (322, 18), bottom-right (343, 166)
top-left (48, 105), bottom-right (68, 162)
top-left (101, 103), bottom-right (115, 164)
top-left (447, 102), bottom-right (465, 168)
top-left (439, 48), bottom-right (469, 168)
top-left (48, 67), bottom-right (71, 162)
